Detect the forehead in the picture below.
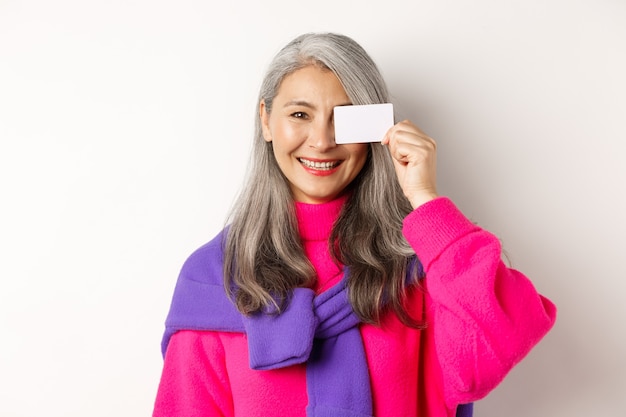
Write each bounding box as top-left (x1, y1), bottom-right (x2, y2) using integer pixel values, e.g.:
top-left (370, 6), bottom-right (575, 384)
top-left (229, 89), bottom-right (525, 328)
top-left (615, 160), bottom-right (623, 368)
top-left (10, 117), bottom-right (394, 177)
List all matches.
top-left (275, 65), bottom-right (349, 102)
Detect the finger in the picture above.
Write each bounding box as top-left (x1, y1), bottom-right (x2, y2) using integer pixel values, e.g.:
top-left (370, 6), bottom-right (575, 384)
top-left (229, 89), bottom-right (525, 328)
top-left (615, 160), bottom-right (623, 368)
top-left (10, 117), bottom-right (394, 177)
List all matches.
top-left (389, 141), bottom-right (431, 166)
top-left (391, 120), bottom-right (429, 138)
top-left (382, 120), bottom-right (417, 145)
top-left (388, 131), bottom-right (436, 161)
top-left (387, 122), bottom-right (435, 148)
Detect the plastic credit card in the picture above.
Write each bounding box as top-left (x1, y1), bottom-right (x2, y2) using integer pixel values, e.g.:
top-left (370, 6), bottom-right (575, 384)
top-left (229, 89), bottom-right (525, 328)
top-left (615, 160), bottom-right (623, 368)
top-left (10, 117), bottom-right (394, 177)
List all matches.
top-left (334, 103), bottom-right (394, 144)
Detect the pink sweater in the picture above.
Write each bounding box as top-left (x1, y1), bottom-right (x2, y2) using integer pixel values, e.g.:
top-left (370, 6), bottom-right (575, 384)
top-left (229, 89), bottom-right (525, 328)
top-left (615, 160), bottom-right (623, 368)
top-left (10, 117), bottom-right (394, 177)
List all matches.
top-left (153, 197), bottom-right (556, 417)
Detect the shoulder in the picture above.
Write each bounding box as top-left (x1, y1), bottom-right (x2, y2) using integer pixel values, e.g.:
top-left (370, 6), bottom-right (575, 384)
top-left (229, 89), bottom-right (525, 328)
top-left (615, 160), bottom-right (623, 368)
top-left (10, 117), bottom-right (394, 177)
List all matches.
top-left (162, 227), bottom-right (241, 347)
top-left (178, 228), bottom-right (228, 287)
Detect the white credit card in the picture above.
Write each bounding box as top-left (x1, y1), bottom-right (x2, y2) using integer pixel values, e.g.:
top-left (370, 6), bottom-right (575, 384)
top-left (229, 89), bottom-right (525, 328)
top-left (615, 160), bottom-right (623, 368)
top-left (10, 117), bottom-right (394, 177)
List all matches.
top-left (334, 103), bottom-right (394, 144)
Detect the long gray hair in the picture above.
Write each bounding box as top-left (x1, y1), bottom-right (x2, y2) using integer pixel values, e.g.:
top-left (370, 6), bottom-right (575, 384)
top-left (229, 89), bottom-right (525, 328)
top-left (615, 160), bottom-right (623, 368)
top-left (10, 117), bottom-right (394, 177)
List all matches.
top-left (224, 32), bottom-right (421, 326)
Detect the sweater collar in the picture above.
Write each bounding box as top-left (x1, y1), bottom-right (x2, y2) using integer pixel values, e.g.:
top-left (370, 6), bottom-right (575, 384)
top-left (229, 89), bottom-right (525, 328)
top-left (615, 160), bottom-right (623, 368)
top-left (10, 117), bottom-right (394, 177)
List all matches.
top-left (294, 195), bottom-right (347, 241)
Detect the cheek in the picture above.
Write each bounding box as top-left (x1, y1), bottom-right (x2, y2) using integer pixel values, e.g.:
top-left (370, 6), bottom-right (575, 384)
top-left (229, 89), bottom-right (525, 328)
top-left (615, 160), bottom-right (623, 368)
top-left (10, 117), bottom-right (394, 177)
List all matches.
top-left (271, 118), bottom-right (307, 145)
top-left (349, 144), bottom-right (370, 167)
top-left (355, 146), bottom-right (370, 178)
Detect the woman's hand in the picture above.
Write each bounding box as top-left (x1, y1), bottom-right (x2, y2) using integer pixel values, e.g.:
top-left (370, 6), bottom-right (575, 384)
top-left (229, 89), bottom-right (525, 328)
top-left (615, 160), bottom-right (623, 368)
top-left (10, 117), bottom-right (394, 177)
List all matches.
top-left (382, 120), bottom-right (438, 209)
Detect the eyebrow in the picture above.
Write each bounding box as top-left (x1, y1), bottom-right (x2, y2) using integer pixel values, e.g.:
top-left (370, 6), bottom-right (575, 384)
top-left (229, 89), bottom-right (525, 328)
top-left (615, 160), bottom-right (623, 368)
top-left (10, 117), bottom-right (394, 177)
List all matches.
top-left (283, 100), bottom-right (353, 109)
top-left (283, 100), bottom-right (317, 109)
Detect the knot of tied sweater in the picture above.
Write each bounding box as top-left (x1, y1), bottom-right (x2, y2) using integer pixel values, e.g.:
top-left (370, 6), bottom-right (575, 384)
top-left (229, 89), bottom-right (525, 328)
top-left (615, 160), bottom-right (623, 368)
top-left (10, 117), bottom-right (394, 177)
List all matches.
top-left (241, 278), bottom-right (374, 417)
top-left (241, 282), bottom-right (361, 370)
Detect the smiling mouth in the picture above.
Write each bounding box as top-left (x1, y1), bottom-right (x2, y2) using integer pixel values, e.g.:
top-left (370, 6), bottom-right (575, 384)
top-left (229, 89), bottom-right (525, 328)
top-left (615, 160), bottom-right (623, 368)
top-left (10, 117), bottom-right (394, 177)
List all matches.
top-left (298, 158), bottom-right (341, 171)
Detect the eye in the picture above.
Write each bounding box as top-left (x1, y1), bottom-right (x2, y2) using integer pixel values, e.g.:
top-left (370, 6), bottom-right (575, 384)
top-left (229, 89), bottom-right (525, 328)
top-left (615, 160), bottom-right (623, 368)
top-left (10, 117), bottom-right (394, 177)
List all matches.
top-left (291, 111), bottom-right (308, 119)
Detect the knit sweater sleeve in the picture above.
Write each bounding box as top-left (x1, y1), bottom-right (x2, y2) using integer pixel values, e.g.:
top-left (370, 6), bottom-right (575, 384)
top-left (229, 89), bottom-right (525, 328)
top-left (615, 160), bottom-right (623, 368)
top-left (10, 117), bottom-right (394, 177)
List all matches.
top-left (402, 197), bottom-right (557, 407)
top-left (153, 330), bottom-right (234, 417)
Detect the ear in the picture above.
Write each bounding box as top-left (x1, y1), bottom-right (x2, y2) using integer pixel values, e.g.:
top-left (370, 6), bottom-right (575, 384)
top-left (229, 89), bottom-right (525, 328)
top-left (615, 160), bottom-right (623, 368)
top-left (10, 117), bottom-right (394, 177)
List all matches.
top-left (259, 100), bottom-right (272, 142)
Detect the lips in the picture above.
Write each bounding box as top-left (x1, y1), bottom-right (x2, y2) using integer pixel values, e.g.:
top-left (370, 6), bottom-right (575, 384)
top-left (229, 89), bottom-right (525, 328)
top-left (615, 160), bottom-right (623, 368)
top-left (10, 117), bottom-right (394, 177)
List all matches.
top-left (298, 158), bottom-right (342, 171)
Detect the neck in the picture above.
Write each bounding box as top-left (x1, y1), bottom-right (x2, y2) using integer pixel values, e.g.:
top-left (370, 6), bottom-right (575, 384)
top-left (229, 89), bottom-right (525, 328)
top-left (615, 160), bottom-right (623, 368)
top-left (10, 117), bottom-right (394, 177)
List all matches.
top-left (294, 194), bottom-right (347, 241)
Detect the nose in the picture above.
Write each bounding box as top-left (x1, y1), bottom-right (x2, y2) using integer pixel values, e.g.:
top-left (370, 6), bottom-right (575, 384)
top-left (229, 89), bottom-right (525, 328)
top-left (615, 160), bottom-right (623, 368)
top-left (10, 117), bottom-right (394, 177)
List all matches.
top-left (308, 118), bottom-right (336, 151)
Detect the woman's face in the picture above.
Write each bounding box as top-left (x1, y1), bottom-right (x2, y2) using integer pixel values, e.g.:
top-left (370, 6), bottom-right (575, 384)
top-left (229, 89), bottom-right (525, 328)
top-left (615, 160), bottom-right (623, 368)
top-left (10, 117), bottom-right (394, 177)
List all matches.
top-left (260, 65), bottom-right (369, 204)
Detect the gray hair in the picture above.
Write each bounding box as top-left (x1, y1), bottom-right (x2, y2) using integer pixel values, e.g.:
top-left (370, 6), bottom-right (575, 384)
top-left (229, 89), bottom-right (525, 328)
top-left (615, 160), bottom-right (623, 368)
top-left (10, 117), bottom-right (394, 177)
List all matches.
top-left (224, 32), bottom-right (420, 326)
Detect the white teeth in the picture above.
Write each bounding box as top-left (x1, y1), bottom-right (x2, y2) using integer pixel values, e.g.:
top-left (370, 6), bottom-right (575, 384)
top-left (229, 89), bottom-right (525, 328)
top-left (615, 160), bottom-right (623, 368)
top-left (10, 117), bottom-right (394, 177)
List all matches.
top-left (299, 158), bottom-right (339, 170)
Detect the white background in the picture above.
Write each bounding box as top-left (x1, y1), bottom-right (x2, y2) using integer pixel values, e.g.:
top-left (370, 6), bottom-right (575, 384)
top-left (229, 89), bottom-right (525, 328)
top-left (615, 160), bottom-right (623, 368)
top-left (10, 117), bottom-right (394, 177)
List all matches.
top-left (1, 0), bottom-right (625, 416)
